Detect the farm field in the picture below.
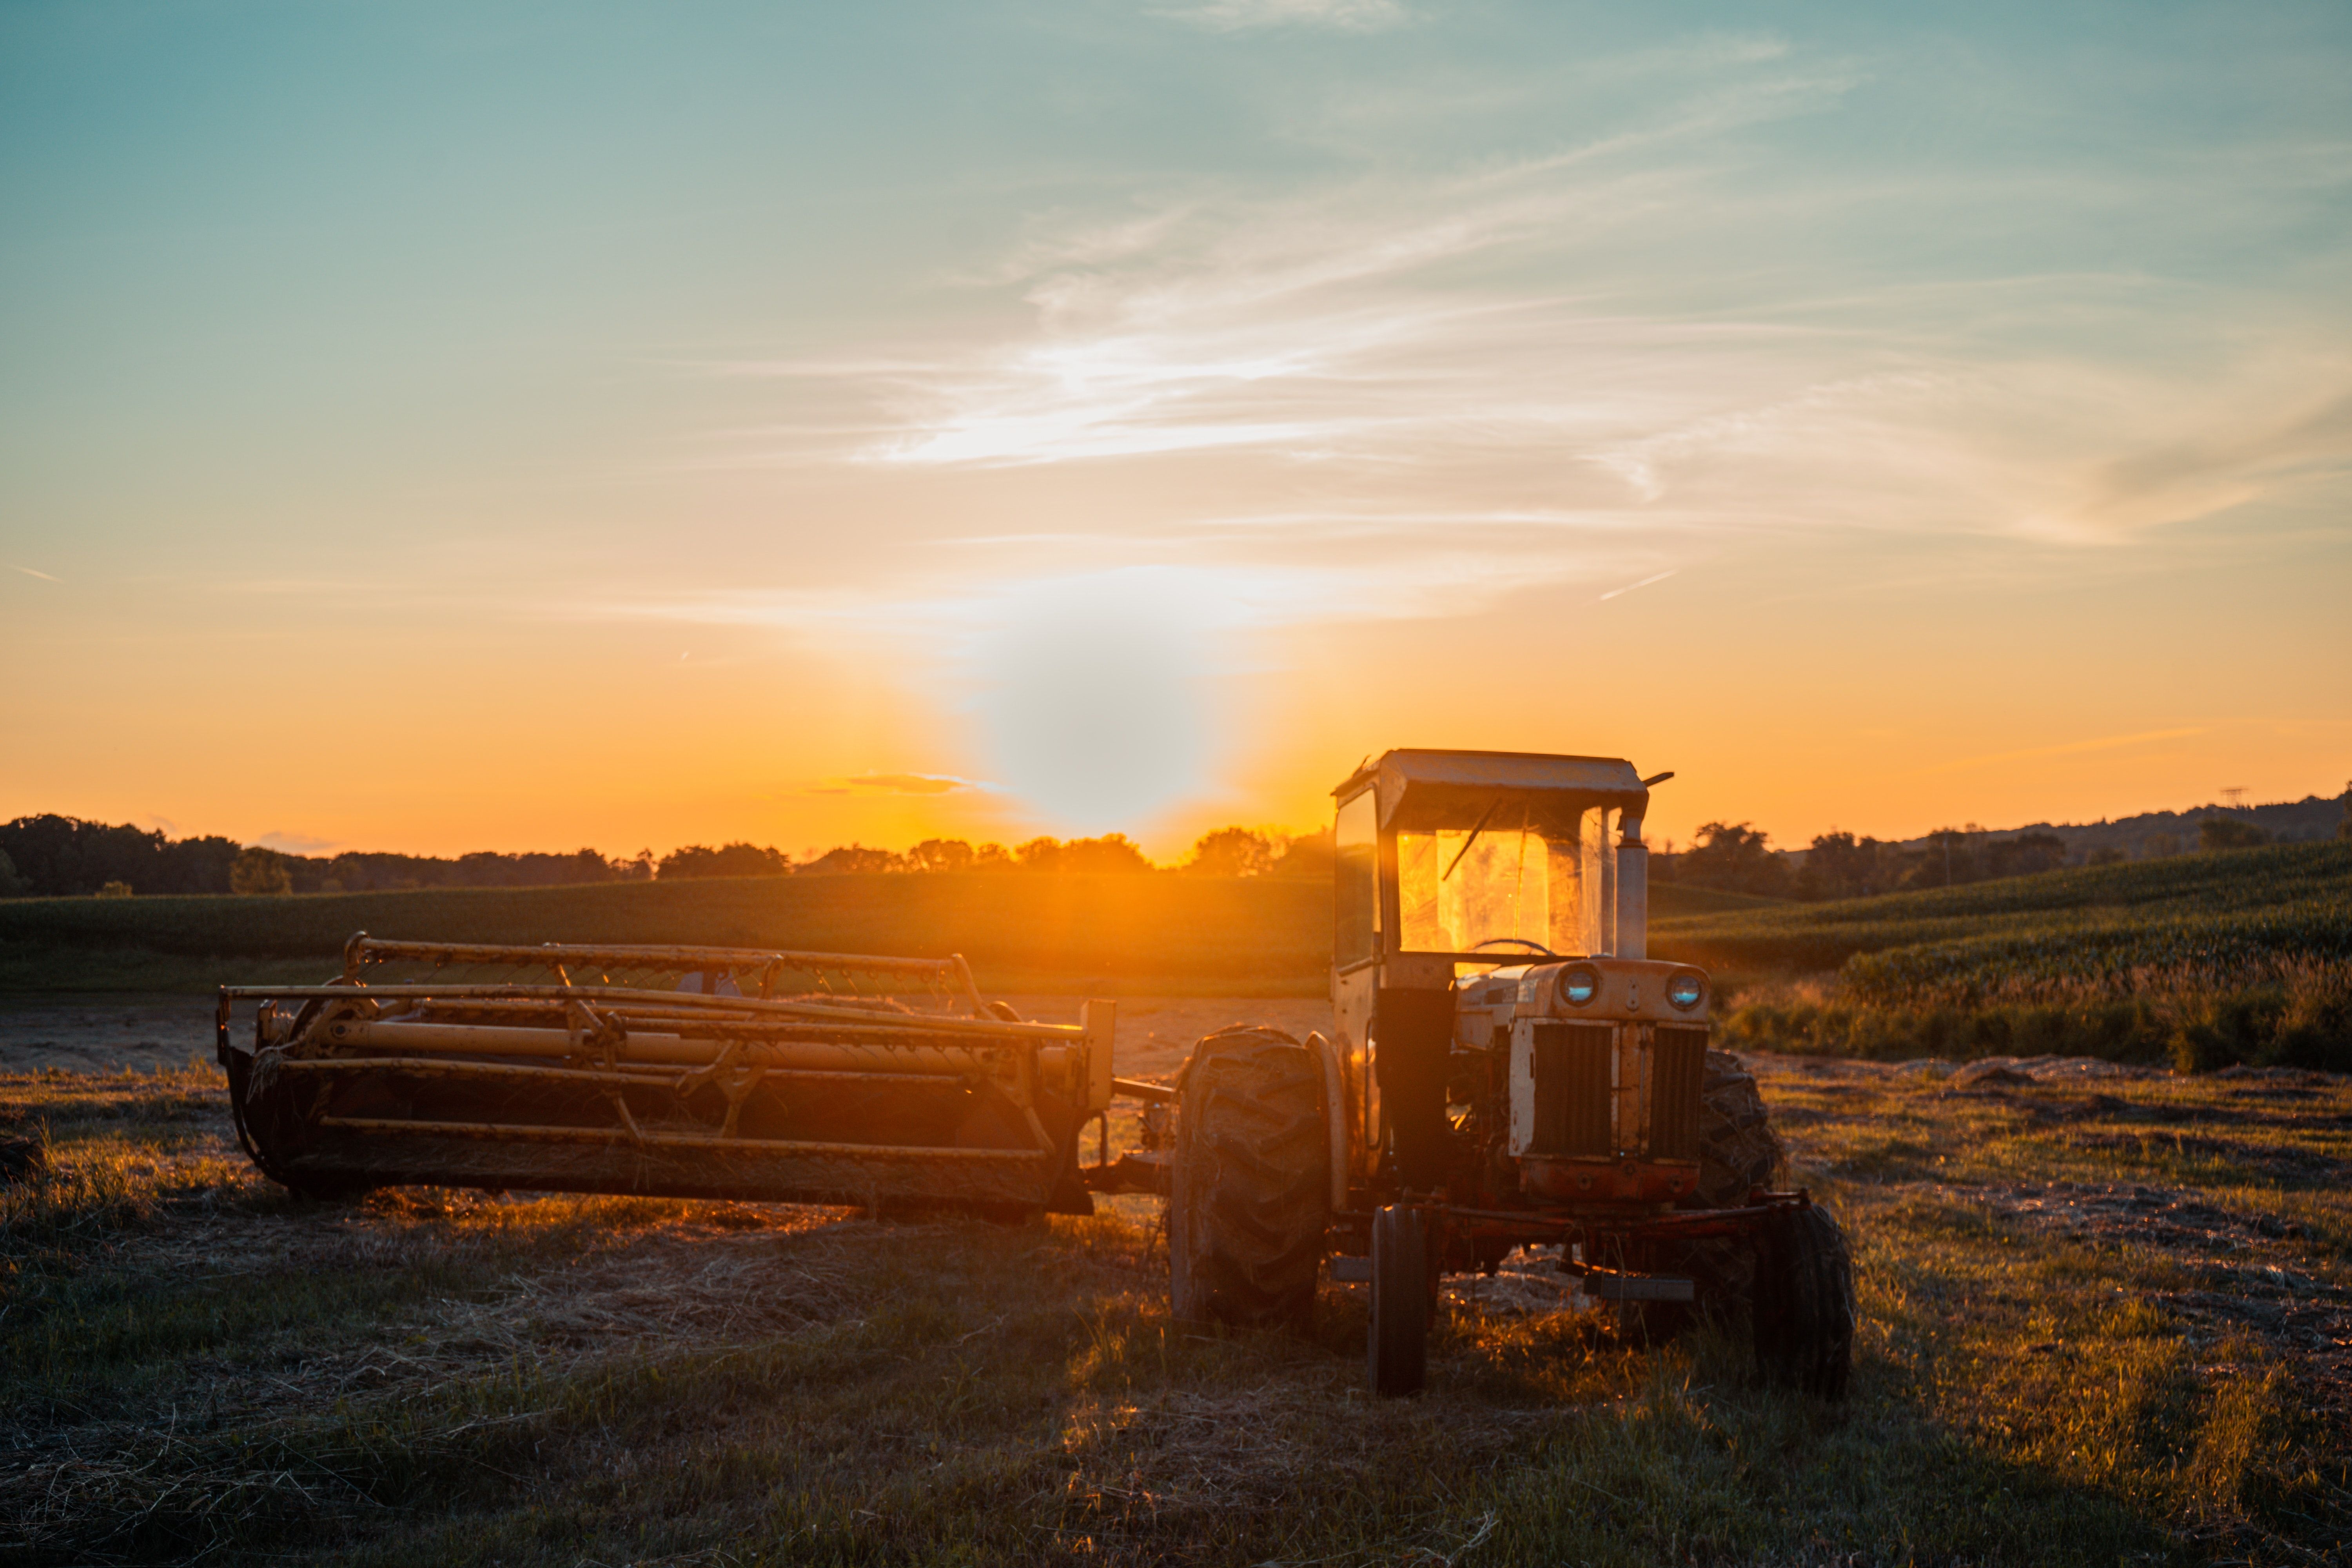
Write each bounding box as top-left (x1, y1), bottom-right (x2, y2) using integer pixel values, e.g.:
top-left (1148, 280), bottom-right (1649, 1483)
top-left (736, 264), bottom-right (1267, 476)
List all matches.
top-left (0, 874), bottom-right (1771, 998)
top-left (4, 844), bottom-right (2345, 1009)
top-left (1651, 840), bottom-right (2352, 996)
top-left (4, 1040), bottom-right (2346, 1565)
top-left (6, 843), bottom-right (2347, 1074)
top-left (1669, 844), bottom-right (2352, 1071)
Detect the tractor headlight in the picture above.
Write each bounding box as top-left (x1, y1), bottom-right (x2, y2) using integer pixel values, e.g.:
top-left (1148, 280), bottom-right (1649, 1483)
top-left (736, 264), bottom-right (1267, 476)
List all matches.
top-left (1557, 965), bottom-right (1599, 1006)
top-left (1666, 970), bottom-right (1705, 1010)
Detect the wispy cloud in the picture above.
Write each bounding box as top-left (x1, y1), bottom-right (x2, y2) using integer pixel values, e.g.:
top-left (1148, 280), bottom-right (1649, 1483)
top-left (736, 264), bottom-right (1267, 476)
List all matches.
top-left (1154, 0), bottom-right (1410, 34)
top-left (1912, 728), bottom-right (2209, 778)
top-left (258, 830), bottom-right (339, 853)
top-left (7, 563), bottom-right (58, 581)
top-left (798, 773), bottom-right (985, 797)
top-left (1598, 569), bottom-right (1678, 602)
top-left (708, 37), bottom-right (2348, 572)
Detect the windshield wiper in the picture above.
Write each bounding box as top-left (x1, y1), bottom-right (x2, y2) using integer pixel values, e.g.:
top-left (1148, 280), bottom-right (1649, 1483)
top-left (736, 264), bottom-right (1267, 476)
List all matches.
top-left (1442, 797), bottom-right (1504, 881)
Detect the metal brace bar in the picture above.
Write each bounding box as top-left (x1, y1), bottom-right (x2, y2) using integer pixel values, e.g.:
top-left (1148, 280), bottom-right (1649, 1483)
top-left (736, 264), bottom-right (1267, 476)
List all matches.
top-left (315, 1116), bottom-right (1049, 1160)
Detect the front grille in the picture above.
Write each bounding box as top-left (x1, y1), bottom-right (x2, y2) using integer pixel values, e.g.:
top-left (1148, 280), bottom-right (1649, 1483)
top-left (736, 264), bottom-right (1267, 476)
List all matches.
top-left (1529, 1022), bottom-right (1613, 1156)
top-left (1649, 1026), bottom-right (1708, 1160)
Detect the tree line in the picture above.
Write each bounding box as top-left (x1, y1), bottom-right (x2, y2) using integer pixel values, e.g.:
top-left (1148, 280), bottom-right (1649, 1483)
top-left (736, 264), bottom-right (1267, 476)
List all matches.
top-left (655, 826), bottom-right (1332, 880)
top-left (6, 790), bottom-right (2339, 900)
top-left (1659, 824), bottom-right (2076, 900)
top-left (0, 813), bottom-right (1332, 898)
top-left (0, 815), bottom-right (641, 899)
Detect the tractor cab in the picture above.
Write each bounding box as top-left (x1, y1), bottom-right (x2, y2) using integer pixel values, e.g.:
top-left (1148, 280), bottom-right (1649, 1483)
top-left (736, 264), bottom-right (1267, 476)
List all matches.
top-left (1328, 749), bottom-right (1704, 1199)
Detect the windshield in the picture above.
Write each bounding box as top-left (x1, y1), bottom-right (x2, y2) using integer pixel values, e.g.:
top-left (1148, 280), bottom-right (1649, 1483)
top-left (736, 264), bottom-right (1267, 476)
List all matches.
top-left (1396, 808), bottom-right (1609, 956)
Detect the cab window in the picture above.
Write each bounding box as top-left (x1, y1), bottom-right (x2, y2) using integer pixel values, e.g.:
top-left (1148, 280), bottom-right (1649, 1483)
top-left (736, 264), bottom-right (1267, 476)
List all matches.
top-left (1334, 790), bottom-right (1377, 967)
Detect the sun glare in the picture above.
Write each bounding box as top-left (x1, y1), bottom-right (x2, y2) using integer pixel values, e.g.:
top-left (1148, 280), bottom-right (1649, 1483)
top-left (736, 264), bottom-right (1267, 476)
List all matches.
top-left (966, 569), bottom-right (1222, 834)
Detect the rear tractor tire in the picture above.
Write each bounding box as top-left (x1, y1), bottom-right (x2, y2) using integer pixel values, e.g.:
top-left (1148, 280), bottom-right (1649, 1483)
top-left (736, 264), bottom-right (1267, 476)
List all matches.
top-left (1169, 1027), bottom-right (1331, 1333)
top-left (1697, 1049), bottom-right (1783, 1209)
top-left (1639, 1051), bottom-right (1788, 1341)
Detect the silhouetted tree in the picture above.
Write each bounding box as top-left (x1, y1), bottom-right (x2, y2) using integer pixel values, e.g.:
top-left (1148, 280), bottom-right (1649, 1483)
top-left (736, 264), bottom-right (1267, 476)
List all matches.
top-left (1902, 828), bottom-right (1980, 889)
top-left (1057, 834), bottom-right (1155, 874)
top-left (1795, 830), bottom-right (1893, 901)
top-left (1184, 827), bottom-right (1276, 878)
top-left (1982, 831), bottom-right (2067, 879)
top-left (0, 814), bottom-right (240, 895)
top-left (1269, 826), bottom-right (1334, 880)
top-left (1678, 822), bottom-right (1792, 897)
top-left (230, 848), bottom-right (294, 896)
top-left (906, 838), bottom-right (976, 872)
top-left (657, 842), bottom-right (795, 879)
top-left (800, 844), bottom-right (905, 875)
top-left (2198, 817), bottom-right (2271, 851)
top-left (1014, 837), bottom-right (1065, 871)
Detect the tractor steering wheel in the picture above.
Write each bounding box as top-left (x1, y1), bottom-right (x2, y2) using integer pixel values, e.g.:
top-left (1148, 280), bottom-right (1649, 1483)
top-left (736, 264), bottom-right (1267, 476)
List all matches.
top-left (1469, 937), bottom-right (1556, 957)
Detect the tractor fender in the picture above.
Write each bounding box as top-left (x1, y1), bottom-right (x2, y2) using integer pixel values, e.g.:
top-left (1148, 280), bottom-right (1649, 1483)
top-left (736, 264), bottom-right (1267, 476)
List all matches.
top-left (1303, 1030), bottom-right (1350, 1214)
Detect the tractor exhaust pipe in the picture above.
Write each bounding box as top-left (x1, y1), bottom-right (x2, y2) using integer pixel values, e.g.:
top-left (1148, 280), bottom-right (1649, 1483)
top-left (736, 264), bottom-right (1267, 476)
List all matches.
top-left (1617, 771), bottom-right (1673, 962)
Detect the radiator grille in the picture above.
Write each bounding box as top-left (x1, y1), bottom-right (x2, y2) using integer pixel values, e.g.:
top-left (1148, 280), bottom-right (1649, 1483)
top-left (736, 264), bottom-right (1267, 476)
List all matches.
top-left (1650, 1026), bottom-right (1708, 1160)
top-left (1529, 1022), bottom-right (1613, 1156)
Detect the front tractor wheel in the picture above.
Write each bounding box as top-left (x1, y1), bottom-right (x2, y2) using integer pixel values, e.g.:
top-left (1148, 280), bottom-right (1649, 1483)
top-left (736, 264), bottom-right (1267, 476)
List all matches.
top-left (1169, 1027), bottom-right (1331, 1333)
top-left (1367, 1205), bottom-right (1430, 1397)
top-left (1755, 1203), bottom-right (1856, 1400)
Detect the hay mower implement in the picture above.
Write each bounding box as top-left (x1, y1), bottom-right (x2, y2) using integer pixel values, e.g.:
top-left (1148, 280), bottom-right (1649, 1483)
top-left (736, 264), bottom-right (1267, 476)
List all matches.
top-left (218, 937), bottom-right (1138, 1218)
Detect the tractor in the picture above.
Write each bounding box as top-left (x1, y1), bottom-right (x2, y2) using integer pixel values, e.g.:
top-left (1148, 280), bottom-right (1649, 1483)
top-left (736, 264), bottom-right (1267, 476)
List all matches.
top-left (1165, 749), bottom-right (1854, 1397)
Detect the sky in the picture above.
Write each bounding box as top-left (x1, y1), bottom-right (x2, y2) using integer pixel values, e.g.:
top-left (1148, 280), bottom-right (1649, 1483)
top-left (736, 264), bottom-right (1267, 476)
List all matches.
top-left (2, 0), bottom-right (2348, 862)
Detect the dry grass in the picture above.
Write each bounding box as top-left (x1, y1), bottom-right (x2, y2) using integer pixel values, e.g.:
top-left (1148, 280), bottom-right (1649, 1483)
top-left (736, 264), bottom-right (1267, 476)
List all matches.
top-left (3, 1057), bottom-right (2348, 1566)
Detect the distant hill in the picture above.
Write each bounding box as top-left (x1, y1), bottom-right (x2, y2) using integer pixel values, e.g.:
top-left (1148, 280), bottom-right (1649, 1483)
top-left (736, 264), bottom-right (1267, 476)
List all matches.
top-left (1877, 793), bottom-right (2345, 861)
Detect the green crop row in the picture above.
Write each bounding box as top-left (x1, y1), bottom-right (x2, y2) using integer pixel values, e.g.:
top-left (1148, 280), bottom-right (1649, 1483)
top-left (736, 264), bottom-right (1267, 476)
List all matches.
top-left (1652, 839), bottom-right (2352, 987)
top-left (1839, 898), bottom-right (2352, 1002)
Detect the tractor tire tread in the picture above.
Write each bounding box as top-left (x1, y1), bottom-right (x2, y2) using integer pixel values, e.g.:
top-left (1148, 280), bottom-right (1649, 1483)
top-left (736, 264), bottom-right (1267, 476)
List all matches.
top-left (1171, 1027), bottom-right (1331, 1332)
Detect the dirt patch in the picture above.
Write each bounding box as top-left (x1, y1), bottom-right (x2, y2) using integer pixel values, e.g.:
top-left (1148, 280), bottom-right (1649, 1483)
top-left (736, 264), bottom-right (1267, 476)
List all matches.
top-left (0, 995), bottom-right (220, 1073)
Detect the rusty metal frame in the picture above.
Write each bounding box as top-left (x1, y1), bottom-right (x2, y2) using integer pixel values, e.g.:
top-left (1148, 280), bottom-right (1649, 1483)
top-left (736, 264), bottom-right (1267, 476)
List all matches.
top-left (217, 935), bottom-right (1149, 1206)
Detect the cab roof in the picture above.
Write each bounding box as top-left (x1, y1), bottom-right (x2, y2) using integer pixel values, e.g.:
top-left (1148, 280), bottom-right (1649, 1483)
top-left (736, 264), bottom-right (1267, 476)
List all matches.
top-left (1333, 748), bottom-right (1651, 831)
